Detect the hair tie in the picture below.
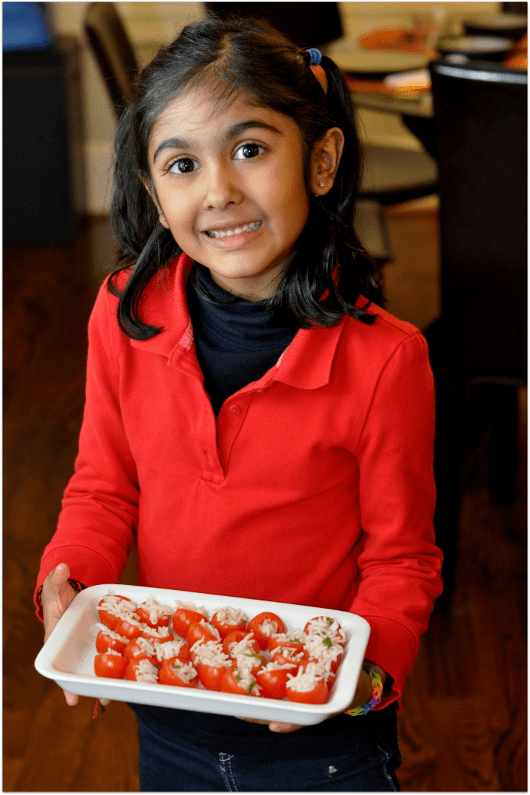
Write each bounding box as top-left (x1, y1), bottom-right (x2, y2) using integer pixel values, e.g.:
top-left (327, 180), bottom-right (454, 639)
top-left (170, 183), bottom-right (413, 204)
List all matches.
top-left (305, 47), bottom-right (328, 94)
top-left (306, 48), bottom-right (322, 66)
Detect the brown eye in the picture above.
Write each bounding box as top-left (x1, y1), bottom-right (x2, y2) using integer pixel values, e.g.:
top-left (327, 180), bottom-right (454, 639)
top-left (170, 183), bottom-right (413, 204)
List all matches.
top-left (170, 157), bottom-right (198, 174)
top-left (234, 143), bottom-right (264, 160)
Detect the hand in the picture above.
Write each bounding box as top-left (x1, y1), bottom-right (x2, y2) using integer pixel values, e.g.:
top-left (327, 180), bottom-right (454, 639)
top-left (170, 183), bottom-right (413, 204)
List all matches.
top-left (41, 563), bottom-right (111, 708)
top-left (241, 661), bottom-right (388, 733)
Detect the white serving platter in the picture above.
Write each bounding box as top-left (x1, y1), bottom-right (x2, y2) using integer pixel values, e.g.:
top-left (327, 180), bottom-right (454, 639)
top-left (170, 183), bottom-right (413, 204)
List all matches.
top-left (35, 584), bottom-right (370, 726)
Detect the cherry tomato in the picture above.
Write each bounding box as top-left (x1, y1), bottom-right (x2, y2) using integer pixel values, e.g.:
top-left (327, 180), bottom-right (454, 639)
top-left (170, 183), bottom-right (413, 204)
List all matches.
top-left (114, 615), bottom-right (145, 641)
top-left (247, 612), bottom-right (286, 650)
top-left (154, 640), bottom-right (190, 667)
top-left (97, 595), bottom-right (136, 631)
top-left (306, 651), bottom-right (343, 675)
top-left (304, 616), bottom-right (343, 638)
top-left (231, 650), bottom-right (265, 676)
top-left (137, 604), bottom-right (172, 629)
top-left (186, 621), bottom-right (219, 649)
top-left (125, 657), bottom-right (160, 682)
top-left (172, 607), bottom-right (208, 638)
top-left (211, 610), bottom-right (247, 639)
top-left (94, 652), bottom-right (127, 679)
top-left (139, 625), bottom-right (174, 644)
top-left (256, 667), bottom-right (294, 700)
top-left (271, 649), bottom-right (309, 673)
top-left (286, 677), bottom-right (329, 704)
top-left (222, 631), bottom-right (260, 658)
top-left (220, 668), bottom-right (260, 697)
top-left (268, 637), bottom-right (305, 655)
top-left (124, 638), bottom-right (158, 665)
top-left (159, 659), bottom-right (199, 688)
top-left (198, 663), bottom-right (230, 691)
top-left (95, 629), bottom-right (128, 655)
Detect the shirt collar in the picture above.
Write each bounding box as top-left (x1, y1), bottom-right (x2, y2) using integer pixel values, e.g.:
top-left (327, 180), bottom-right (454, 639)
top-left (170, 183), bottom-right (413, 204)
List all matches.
top-left (130, 252), bottom-right (347, 390)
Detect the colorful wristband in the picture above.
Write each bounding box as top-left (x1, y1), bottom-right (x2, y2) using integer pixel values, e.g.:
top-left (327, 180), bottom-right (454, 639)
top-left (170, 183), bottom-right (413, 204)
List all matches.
top-left (344, 664), bottom-right (383, 716)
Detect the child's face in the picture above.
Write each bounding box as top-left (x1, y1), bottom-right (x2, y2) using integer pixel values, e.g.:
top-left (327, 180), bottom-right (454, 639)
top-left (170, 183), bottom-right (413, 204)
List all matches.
top-left (146, 87), bottom-right (312, 301)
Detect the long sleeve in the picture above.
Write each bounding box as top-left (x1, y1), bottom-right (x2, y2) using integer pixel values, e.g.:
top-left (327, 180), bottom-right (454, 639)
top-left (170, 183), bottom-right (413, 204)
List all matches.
top-left (35, 283), bottom-right (139, 617)
top-left (346, 331), bottom-right (443, 704)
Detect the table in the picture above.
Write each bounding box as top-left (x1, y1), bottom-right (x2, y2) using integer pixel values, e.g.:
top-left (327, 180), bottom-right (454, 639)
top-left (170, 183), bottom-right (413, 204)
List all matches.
top-left (344, 25), bottom-right (527, 158)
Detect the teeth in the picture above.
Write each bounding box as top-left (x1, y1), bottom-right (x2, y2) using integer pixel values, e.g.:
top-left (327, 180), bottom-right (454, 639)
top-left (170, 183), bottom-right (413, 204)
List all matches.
top-left (206, 221), bottom-right (261, 239)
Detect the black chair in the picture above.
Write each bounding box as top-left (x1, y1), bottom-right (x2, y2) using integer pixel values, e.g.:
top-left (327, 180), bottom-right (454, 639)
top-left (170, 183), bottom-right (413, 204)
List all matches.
top-left (425, 58), bottom-right (527, 595)
top-left (84, 1), bottom-right (139, 115)
top-left (204, 2), bottom-right (343, 49)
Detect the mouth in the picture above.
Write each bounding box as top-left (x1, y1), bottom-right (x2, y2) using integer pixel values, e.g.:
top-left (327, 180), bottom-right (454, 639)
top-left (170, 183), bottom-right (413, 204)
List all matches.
top-left (204, 221), bottom-right (262, 239)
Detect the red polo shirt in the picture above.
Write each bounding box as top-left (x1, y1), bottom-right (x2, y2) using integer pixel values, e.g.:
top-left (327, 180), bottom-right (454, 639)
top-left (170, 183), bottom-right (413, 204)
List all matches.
top-left (36, 253), bottom-right (443, 706)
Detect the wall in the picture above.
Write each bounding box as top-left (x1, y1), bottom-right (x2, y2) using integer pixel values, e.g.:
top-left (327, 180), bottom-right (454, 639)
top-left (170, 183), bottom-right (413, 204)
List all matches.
top-left (49, 1), bottom-right (497, 214)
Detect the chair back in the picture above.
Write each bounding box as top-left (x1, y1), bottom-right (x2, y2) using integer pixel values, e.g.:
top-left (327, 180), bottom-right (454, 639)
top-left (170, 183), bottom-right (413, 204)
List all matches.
top-left (204, 2), bottom-right (343, 48)
top-left (84, 2), bottom-right (138, 114)
top-left (429, 58), bottom-right (527, 380)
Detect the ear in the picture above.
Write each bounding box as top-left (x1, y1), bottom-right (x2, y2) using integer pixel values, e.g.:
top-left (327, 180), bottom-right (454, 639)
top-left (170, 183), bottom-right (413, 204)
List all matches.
top-left (140, 171), bottom-right (169, 229)
top-left (310, 128), bottom-right (345, 197)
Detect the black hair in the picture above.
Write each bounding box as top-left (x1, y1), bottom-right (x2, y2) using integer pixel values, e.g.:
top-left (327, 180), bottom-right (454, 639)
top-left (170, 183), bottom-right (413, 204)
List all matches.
top-left (108, 15), bottom-right (383, 339)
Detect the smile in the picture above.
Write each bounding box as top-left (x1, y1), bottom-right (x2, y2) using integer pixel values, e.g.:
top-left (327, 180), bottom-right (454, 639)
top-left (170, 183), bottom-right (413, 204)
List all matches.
top-left (205, 221), bottom-right (262, 239)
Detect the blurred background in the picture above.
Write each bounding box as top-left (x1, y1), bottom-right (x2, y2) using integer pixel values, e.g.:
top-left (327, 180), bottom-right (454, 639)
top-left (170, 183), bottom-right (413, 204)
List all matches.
top-left (4, 1), bottom-right (527, 791)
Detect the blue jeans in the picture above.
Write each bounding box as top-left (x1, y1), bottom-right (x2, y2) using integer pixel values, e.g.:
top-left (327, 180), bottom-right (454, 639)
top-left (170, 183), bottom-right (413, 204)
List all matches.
top-left (134, 709), bottom-right (402, 791)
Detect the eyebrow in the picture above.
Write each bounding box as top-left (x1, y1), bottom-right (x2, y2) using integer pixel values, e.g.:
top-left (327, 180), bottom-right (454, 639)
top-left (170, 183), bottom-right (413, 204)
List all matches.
top-left (152, 119), bottom-right (283, 162)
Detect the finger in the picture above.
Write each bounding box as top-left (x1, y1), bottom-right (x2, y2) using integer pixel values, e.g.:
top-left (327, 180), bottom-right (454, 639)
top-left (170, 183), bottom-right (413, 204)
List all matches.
top-left (268, 722), bottom-right (304, 733)
top-left (64, 691), bottom-right (79, 706)
top-left (49, 562), bottom-right (71, 589)
top-left (99, 698), bottom-right (111, 706)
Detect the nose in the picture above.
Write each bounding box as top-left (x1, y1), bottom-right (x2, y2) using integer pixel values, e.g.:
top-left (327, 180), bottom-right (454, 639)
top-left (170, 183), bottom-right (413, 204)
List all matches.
top-left (202, 163), bottom-right (243, 211)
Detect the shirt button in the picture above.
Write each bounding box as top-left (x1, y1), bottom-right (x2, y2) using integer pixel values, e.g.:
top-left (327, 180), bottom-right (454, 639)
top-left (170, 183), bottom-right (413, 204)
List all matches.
top-left (229, 404), bottom-right (241, 416)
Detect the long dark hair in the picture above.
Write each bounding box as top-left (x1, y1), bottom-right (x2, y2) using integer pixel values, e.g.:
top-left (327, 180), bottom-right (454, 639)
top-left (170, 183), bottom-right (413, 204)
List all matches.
top-left (109, 15), bottom-right (383, 339)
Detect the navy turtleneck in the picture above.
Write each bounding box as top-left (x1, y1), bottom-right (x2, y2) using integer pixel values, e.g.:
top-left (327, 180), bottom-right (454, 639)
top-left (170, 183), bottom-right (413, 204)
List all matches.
top-left (186, 264), bottom-right (299, 416)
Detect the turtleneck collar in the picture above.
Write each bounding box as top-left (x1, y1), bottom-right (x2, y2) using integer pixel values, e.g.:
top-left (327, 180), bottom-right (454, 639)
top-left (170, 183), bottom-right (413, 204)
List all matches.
top-left (187, 263), bottom-right (299, 351)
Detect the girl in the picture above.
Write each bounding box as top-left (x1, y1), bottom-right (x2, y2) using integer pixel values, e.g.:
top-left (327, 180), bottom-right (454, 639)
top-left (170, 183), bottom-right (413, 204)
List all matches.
top-left (37, 16), bottom-right (443, 792)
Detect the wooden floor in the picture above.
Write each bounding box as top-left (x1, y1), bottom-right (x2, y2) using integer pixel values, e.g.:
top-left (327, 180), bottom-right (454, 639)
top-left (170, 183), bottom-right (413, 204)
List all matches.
top-left (4, 209), bottom-right (527, 791)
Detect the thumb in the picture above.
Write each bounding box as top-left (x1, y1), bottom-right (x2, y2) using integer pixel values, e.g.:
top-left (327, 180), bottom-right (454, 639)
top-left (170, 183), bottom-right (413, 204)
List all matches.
top-left (50, 562), bottom-right (71, 588)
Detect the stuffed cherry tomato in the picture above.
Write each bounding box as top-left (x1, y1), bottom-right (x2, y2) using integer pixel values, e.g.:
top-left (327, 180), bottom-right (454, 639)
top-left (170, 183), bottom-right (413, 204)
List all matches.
top-left (125, 657), bottom-right (160, 683)
top-left (95, 627), bottom-right (129, 655)
top-left (286, 671), bottom-right (329, 704)
top-left (172, 605), bottom-right (208, 638)
top-left (268, 637), bottom-right (305, 655)
top-left (136, 597), bottom-right (172, 629)
top-left (247, 612), bottom-right (286, 650)
top-left (186, 620), bottom-right (220, 649)
top-left (220, 667), bottom-right (261, 697)
top-left (139, 624), bottom-right (173, 644)
top-left (124, 637), bottom-right (158, 665)
top-left (304, 616), bottom-right (344, 642)
top-left (114, 614), bottom-right (145, 641)
top-left (222, 631), bottom-right (260, 659)
top-left (231, 650), bottom-right (265, 676)
top-left (199, 663), bottom-right (231, 691)
top-left (271, 648), bottom-right (309, 674)
top-left (256, 665), bottom-right (295, 700)
top-left (159, 659), bottom-right (199, 688)
top-left (211, 607), bottom-right (247, 639)
top-left (97, 594), bottom-right (136, 631)
top-left (153, 639), bottom-right (190, 667)
top-left (94, 651), bottom-right (128, 679)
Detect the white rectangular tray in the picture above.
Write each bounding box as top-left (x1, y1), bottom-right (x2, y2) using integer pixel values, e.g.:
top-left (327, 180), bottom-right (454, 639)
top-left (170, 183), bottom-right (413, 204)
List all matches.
top-left (35, 584), bottom-right (370, 726)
